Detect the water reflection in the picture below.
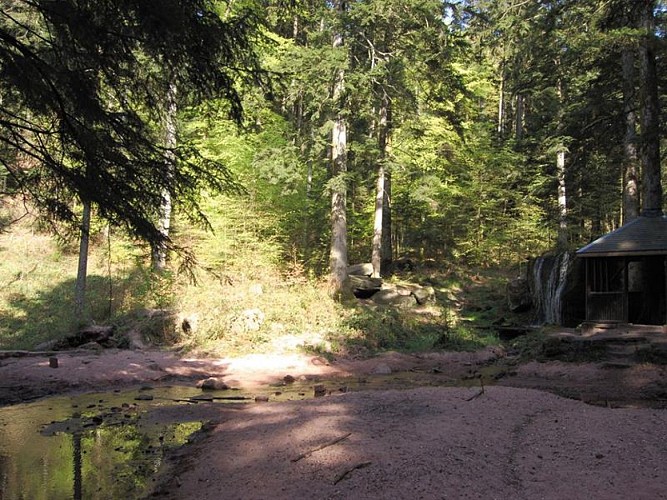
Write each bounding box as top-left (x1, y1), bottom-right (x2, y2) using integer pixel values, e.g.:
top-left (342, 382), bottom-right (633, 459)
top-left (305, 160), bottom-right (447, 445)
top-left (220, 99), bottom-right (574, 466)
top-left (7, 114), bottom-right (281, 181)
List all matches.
top-left (0, 368), bottom-right (501, 498)
top-left (0, 389), bottom-right (205, 500)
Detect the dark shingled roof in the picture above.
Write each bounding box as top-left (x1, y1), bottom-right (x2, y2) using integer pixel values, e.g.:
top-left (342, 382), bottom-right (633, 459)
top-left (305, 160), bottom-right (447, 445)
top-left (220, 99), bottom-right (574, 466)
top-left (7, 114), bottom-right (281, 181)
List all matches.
top-left (576, 215), bottom-right (667, 257)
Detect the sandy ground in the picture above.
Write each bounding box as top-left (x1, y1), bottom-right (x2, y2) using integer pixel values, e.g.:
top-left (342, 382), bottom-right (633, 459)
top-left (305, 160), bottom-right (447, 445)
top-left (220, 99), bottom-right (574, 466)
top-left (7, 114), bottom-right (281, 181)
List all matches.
top-left (152, 386), bottom-right (667, 500)
top-left (1, 347), bottom-right (667, 499)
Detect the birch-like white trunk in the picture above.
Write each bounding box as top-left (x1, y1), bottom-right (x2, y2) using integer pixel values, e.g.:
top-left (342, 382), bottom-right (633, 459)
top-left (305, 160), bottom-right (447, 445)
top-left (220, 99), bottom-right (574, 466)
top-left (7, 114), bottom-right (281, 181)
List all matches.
top-left (371, 163), bottom-right (385, 278)
top-left (556, 149), bottom-right (568, 250)
top-left (152, 82), bottom-right (177, 271)
top-left (328, 13), bottom-right (349, 299)
top-left (371, 92), bottom-right (392, 278)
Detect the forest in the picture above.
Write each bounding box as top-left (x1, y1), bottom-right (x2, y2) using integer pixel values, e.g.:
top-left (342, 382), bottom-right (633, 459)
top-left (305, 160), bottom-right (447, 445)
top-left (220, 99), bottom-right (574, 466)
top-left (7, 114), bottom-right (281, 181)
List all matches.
top-left (0, 0), bottom-right (665, 354)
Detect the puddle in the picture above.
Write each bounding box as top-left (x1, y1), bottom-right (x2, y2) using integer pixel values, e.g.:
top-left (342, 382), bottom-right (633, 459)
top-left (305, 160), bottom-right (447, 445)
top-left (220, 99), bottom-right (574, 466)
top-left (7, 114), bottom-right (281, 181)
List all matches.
top-left (0, 367), bottom-right (502, 499)
top-left (0, 386), bottom-right (246, 500)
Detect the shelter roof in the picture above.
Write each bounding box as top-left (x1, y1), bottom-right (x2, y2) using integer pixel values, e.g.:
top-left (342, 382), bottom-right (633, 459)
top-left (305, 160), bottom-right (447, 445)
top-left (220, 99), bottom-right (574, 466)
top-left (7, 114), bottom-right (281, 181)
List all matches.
top-left (576, 215), bottom-right (667, 257)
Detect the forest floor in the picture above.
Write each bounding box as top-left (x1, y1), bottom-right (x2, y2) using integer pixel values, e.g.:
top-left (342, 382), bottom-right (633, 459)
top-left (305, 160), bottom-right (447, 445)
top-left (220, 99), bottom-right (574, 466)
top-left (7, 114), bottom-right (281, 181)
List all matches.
top-left (1, 341), bottom-right (667, 499)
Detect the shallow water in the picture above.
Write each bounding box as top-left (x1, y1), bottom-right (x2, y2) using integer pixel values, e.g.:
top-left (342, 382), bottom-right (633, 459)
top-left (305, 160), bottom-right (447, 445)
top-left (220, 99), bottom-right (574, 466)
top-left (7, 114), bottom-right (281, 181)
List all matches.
top-left (0, 368), bottom-right (499, 499)
top-left (0, 386), bottom-right (240, 500)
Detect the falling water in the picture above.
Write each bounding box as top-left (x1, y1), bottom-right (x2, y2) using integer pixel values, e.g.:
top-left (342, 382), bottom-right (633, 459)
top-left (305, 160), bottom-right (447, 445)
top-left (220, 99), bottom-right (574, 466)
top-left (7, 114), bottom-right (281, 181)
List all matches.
top-left (531, 252), bottom-right (571, 325)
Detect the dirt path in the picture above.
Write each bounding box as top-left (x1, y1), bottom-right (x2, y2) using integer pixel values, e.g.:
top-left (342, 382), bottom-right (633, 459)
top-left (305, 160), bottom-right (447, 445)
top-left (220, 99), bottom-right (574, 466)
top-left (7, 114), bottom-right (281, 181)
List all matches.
top-left (1, 347), bottom-right (667, 499)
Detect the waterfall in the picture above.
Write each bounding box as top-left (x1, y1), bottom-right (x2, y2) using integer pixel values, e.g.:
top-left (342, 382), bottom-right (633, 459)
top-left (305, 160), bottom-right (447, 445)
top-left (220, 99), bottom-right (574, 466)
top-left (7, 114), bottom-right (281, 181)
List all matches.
top-left (531, 252), bottom-right (571, 325)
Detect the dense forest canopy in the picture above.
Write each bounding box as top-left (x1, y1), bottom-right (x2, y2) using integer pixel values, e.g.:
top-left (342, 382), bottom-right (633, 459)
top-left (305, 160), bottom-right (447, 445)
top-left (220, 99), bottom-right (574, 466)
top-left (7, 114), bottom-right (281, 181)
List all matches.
top-left (1, 0), bottom-right (666, 290)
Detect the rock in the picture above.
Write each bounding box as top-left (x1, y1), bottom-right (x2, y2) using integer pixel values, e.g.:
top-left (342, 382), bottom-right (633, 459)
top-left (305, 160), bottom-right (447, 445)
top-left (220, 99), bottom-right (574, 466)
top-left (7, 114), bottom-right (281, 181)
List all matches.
top-left (507, 277), bottom-right (532, 312)
top-left (412, 286), bottom-right (436, 305)
top-left (347, 275), bottom-right (382, 299)
top-left (50, 325), bottom-right (115, 350)
top-left (283, 375), bottom-right (296, 384)
top-left (79, 341), bottom-right (103, 351)
top-left (134, 394), bottom-right (154, 401)
top-left (126, 329), bottom-right (148, 350)
top-left (197, 377), bottom-right (229, 391)
top-left (313, 384), bottom-right (327, 397)
top-left (372, 289), bottom-right (417, 308)
top-left (179, 313), bottom-right (199, 334)
top-left (49, 357), bottom-right (58, 368)
top-left (347, 263), bottom-right (374, 276)
top-left (373, 363), bottom-right (392, 375)
top-left (80, 324), bottom-right (114, 337)
top-left (35, 339), bottom-right (58, 351)
top-left (255, 395), bottom-right (269, 403)
top-left (131, 308), bottom-right (179, 345)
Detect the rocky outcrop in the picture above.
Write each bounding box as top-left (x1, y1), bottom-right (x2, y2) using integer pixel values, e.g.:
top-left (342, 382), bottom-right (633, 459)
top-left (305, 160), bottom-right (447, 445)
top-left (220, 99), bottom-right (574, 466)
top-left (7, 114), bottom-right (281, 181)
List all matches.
top-left (347, 275), bottom-right (383, 298)
top-left (345, 262), bottom-right (436, 308)
top-left (371, 284), bottom-right (435, 308)
top-left (507, 277), bottom-right (532, 312)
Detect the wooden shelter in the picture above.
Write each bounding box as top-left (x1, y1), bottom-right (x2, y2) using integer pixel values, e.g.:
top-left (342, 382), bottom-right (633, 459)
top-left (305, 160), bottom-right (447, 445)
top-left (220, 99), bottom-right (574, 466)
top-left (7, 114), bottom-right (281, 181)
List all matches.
top-left (576, 215), bottom-right (667, 325)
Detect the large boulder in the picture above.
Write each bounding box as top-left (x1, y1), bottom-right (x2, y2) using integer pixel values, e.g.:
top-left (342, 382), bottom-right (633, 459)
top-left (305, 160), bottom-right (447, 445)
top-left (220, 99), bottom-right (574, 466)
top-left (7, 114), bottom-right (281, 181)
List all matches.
top-left (347, 275), bottom-right (383, 299)
top-left (347, 263), bottom-right (374, 276)
top-left (372, 289), bottom-right (418, 308)
top-left (412, 285), bottom-right (436, 305)
top-left (507, 277), bottom-right (532, 312)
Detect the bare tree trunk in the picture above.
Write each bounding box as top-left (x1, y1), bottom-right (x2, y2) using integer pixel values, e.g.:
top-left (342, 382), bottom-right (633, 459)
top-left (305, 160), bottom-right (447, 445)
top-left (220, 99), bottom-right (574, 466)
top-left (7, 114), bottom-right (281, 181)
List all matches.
top-left (371, 91), bottom-right (392, 277)
top-left (640, 0), bottom-right (662, 216)
top-left (382, 167), bottom-right (392, 269)
top-left (514, 93), bottom-right (524, 140)
top-left (75, 199), bottom-right (91, 319)
top-left (371, 162), bottom-right (385, 278)
top-left (622, 45), bottom-right (639, 223)
top-left (328, 2), bottom-right (349, 299)
top-left (556, 148), bottom-right (568, 249)
top-left (152, 81), bottom-right (177, 271)
top-left (498, 61), bottom-right (505, 135)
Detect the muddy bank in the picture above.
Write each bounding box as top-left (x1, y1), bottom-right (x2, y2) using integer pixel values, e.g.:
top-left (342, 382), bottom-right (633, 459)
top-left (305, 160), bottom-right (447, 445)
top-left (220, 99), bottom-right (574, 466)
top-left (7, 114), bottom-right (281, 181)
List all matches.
top-left (1, 347), bottom-right (667, 408)
top-left (0, 347), bottom-right (505, 406)
top-left (2, 347), bottom-right (667, 499)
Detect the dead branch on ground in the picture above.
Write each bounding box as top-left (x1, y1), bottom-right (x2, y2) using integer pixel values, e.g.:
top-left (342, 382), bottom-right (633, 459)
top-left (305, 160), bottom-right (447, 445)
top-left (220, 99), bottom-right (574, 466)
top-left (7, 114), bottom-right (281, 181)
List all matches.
top-left (291, 432), bottom-right (352, 463)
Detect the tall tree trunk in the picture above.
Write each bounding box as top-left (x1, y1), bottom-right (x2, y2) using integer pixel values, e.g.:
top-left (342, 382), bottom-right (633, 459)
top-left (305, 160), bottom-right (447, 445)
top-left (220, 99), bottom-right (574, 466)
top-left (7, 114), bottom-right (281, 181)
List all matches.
top-left (498, 61), bottom-right (505, 135)
top-left (514, 93), bottom-right (524, 140)
top-left (371, 91), bottom-right (392, 277)
top-left (74, 199), bottom-right (91, 319)
top-left (622, 45), bottom-right (640, 223)
top-left (328, 1), bottom-right (349, 299)
top-left (640, 0), bottom-right (662, 216)
top-left (371, 164), bottom-right (385, 278)
top-left (382, 167), bottom-right (392, 269)
top-left (556, 148), bottom-right (568, 249)
top-left (152, 81), bottom-right (177, 271)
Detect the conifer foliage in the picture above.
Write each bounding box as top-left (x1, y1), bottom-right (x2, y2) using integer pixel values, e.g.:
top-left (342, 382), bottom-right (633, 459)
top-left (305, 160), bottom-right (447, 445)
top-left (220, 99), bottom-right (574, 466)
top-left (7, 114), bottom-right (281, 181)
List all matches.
top-left (0, 0), bottom-right (267, 247)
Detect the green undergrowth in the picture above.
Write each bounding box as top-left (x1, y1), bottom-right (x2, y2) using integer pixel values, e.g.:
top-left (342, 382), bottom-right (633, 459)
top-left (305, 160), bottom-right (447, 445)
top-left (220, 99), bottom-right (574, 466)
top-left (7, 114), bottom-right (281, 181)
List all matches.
top-left (0, 213), bottom-right (170, 349)
top-left (0, 195), bottom-right (514, 356)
